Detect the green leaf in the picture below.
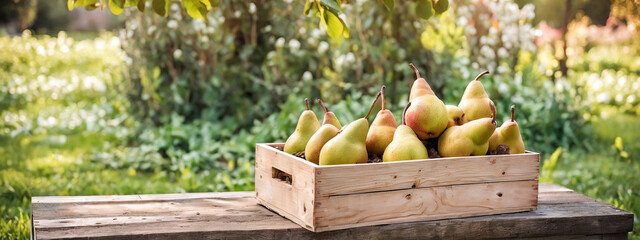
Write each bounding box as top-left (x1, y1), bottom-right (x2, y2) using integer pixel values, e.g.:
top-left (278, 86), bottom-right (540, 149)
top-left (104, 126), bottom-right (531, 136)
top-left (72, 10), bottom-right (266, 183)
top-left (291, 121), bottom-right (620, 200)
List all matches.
top-left (109, 0), bottom-right (125, 15)
top-left (381, 0), bottom-right (394, 11)
top-left (433, 0), bottom-right (448, 14)
top-left (304, 0), bottom-right (313, 16)
top-left (416, 0), bottom-right (434, 20)
top-left (152, 0), bottom-right (169, 17)
top-left (68, 0), bottom-right (75, 10)
top-left (322, 7), bottom-right (344, 39)
top-left (200, 0), bottom-right (212, 8)
top-left (320, 0), bottom-right (342, 14)
top-left (182, 0), bottom-right (208, 19)
top-left (137, 0), bottom-right (146, 12)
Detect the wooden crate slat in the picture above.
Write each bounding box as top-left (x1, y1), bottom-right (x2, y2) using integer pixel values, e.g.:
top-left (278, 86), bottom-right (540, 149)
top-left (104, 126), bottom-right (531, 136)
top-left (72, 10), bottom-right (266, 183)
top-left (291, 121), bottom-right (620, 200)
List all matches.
top-left (313, 180), bottom-right (538, 231)
top-left (315, 152), bottom-right (540, 196)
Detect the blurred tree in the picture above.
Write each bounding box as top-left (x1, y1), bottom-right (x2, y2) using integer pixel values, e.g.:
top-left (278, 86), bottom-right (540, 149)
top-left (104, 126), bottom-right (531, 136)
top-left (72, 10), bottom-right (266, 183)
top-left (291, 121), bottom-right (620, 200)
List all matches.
top-left (0, 0), bottom-right (38, 34)
top-left (515, 0), bottom-right (611, 77)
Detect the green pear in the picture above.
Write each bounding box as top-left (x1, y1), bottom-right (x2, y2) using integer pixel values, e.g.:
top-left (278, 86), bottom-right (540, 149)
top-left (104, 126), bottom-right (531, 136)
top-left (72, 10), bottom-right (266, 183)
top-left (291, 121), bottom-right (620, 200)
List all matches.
top-left (320, 92), bottom-right (381, 165)
top-left (317, 98), bottom-right (341, 129)
top-left (404, 64), bottom-right (448, 139)
top-left (489, 105), bottom-right (525, 154)
top-left (284, 98), bottom-right (321, 154)
top-left (438, 103), bottom-right (497, 157)
top-left (383, 102), bottom-right (429, 162)
top-left (445, 105), bottom-right (466, 128)
top-left (408, 63), bottom-right (436, 101)
top-left (458, 71), bottom-right (495, 121)
top-left (305, 124), bottom-right (339, 164)
top-left (366, 86), bottom-right (398, 156)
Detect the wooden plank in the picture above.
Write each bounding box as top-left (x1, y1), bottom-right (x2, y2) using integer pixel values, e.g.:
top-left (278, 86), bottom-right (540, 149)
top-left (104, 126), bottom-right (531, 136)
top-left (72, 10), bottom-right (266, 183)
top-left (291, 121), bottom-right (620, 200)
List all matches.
top-left (254, 144), bottom-right (316, 230)
top-left (313, 180), bottom-right (538, 231)
top-left (31, 183), bottom-right (634, 240)
top-left (315, 152), bottom-right (540, 196)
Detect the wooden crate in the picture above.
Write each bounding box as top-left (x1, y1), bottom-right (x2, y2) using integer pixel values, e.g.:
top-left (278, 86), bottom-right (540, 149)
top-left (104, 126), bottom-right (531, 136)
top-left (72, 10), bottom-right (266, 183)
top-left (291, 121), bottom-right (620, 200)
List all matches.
top-left (255, 143), bottom-right (540, 232)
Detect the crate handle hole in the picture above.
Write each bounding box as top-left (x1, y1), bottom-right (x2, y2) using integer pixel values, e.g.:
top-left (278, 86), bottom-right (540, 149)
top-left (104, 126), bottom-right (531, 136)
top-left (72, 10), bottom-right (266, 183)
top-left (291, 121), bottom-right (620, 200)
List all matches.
top-left (272, 167), bottom-right (292, 185)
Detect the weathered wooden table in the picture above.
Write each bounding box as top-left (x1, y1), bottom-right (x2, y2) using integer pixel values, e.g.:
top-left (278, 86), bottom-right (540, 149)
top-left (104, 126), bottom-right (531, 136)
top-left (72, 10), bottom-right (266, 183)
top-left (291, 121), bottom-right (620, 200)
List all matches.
top-left (31, 183), bottom-right (634, 239)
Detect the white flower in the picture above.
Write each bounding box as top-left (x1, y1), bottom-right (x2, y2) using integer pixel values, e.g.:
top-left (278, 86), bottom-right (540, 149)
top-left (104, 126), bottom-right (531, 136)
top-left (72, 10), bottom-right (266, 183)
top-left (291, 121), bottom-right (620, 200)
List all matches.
top-left (201, 36), bottom-right (209, 43)
top-left (345, 52), bottom-right (355, 63)
top-left (464, 25), bottom-right (476, 35)
top-left (318, 41), bottom-right (329, 53)
top-left (147, 26), bottom-right (157, 35)
top-left (456, 17), bottom-right (468, 26)
top-left (248, 2), bottom-right (256, 14)
top-left (275, 38), bottom-right (285, 48)
top-left (299, 27), bottom-right (306, 35)
top-left (311, 28), bottom-right (322, 39)
top-left (170, 3), bottom-right (180, 12)
top-left (288, 39), bottom-right (300, 51)
top-left (497, 65), bottom-right (508, 73)
top-left (302, 71), bottom-right (313, 81)
top-left (498, 82), bottom-right (509, 93)
top-left (627, 95), bottom-right (636, 103)
top-left (264, 25), bottom-right (272, 32)
top-left (167, 20), bottom-right (178, 29)
top-left (596, 93), bottom-right (610, 103)
top-left (173, 49), bottom-right (183, 59)
top-left (193, 19), bottom-right (206, 32)
top-left (615, 94), bottom-right (624, 102)
top-left (498, 48), bottom-right (509, 58)
top-left (480, 45), bottom-right (495, 60)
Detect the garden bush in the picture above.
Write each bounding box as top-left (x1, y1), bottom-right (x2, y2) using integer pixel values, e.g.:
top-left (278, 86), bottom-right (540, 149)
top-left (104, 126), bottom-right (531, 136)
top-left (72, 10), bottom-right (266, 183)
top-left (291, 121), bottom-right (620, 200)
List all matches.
top-left (110, 0), bottom-right (592, 179)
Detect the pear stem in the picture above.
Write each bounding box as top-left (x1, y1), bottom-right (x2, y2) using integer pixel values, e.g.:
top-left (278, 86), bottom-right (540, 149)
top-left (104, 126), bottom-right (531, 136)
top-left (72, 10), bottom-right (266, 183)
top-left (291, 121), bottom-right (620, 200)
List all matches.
top-left (409, 63), bottom-right (420, 79)
top-left (304, 98), bottom-right (310, 111)
top-left (474, 70), bottom-right (490, 81)
top-left (381, 85), bottom-right (386, 110)
top-left (317, 99), bottom-right (328, 114)
top-left (402, 102), bottom-right (411, 125)
top-left (511, 105), bottom-right (515, 122)
top-left (365, 91), bottom-right (382, 120)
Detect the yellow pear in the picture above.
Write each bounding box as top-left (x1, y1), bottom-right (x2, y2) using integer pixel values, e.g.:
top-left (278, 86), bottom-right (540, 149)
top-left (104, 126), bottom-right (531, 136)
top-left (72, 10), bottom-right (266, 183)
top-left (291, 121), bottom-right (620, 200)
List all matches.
top-left (445, 105), bottom-right (466, 128)
top-left (408, 63), bottom-right (436, 101)
top-left (383, 102), bottom-right (429, 162)
top-left (366, 86), bottom-right (398, 156)
top-left (438, 103), bottom-right (497, 157)
top-left (284, 98), bottom-right (320, 154)
top-left (404, 64), bottom-right (448, 139)
top-left (489, 105), bottom-right (525, 154)
top-left (317, 98), bottom-right (341, 129)
top-left (320, 92), bottom-right (381, 165)
top-left (458, 71), bottom-right (495, 121)
top-left (305, 124), bottom-right (339, 164)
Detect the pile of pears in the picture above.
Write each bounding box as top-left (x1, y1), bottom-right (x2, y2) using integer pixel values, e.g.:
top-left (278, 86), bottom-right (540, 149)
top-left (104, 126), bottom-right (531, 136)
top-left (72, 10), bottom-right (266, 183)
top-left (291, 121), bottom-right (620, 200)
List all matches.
top-left (283, 64), bottom-right (525, 165)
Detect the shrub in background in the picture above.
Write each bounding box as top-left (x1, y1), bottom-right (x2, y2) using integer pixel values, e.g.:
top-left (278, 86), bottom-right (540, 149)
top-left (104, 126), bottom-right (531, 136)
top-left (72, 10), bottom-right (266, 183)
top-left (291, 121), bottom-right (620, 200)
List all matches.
top-left (114, 0), bottom-right (590, 180)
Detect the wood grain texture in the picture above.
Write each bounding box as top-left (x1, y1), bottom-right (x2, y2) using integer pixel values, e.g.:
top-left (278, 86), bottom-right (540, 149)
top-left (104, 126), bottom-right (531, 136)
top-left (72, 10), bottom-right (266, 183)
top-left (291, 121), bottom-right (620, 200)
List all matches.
top-left (313, 180), bottom-right (538, 231)
top-left (315, 152), bottom-right (539, 196)
top-left (32, 183), bottom-right (634, 240)
top-left (254, 143), bottom-right (317, 230)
